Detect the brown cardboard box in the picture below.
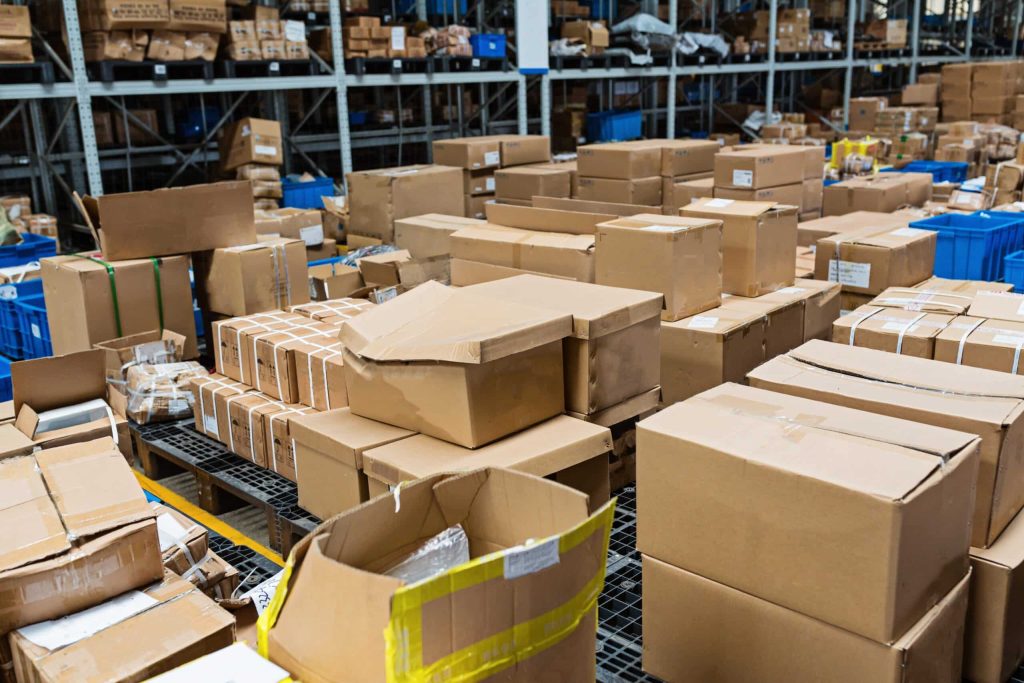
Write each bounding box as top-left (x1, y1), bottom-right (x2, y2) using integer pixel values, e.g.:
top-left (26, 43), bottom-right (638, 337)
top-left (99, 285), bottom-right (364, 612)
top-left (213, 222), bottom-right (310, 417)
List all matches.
top-left (43, 254), bottom-right (197, 359)
top-left (264, 402), bottom-right (317, 481)
top-left (714, 146), bottom-right (806, 190)
top-left (166, 0), bottom-right (227, 32)
top-left (151, 502), bottom-right (207, 576)
top-left (933, 315), bottom-right (1024, 375)
top-left (340, 281), bottom-right (572, 447)
top-left (185, 30), bottom-right (219, 60)
top-left (209, 310), bottom-right (305, 382)
top-left (745, 278), bottom-right (841, 343)
top-left (576, 176), bottom-right (661, 206)
top-left (432, 137), bottom-right (503, 169)
top-left (495, 165), bottom-right (571, 201)
top-left (462, 169), bottom-right (495, 196)
top-left (289, 336), bottom-right (348, 410)
top-left (9, 572), bottom-right (234, 682)
top-left (227, 19), bottom-right (255, 41)
top-left (194, 238), bottom-right (309, 317)
top-left (221, 117), bottom-right (283, 170)
top-left (449, 259), bottom-right (577, 285)
top-left (464, 193), bottom-right (491, 219)
top-left (94, 329), bottom-right (186, 387)
top-left (832, 305), bottom-right (952, 358)
top-left (561, 20), bottom-right (609, 49)
top-left (356, 249), bottom-right (414, 286)
top-left (494, 134), bottom-right (551, 166)
top-left (660, 139), bottom-right (719, 176)
top-left (643, 556), bottom-right (969, 683)
top-left (76, 0), bottom-right (168, 31)
top-left (682, 197), bottom-right (798, 297)
top-left (0, 438), bottom-right (162, 633)
top-left (468, 274), bottom-right (662, 414)
top-left (363, 416), bottom-right (612, 509)
top-left (289, 296), bottom-right (373, 324)
top-left (577, 140), bottom-right (662, 179)
top-left (595, 214), bottom-right (722, 321)
top-left (814, 224), bottom-right (936, 295)
top-left (714, 182), bottom-right (803, 208)
top-left (868, 286), bottom-right (973, 316)
top-left (82, 31), bottom-right (142, 61)
top-left (849, 97), bottom-right (887, 132)
top-left (225, 392), bottom-right (283, 465)
top-left (660, 175), bottom-right (711, 212)
top-left (902, 82), bottom-right (940, 106)
top-left (249, 321), bottom-right (339, 403)
top-left (347, 165), bottom-right (463, 243)
top-left (942, 99), bottom-right (973, 121)
top-left (450, 224), bottom-right (596, 282)
top-left (266, 468), bottom-right (609, 682)
top-left (305, 238), bottom-right (336, 261)
top-left (255, 207), bottom-right (323, 245)
top-left (147, 29), bottom-right (186, 60)
top-left (75, 181), bottom-right (256, 261)
top-left (291, 408), bottom-right (413, 520)
top-left (0, 36), bottom-right (32, 62)
top-left (796, 246), bottom-right (816, 278)
top-left (394, 213), bottom-right (484, 259)
top-left (638, 381), bottom-right (979, 642)
top-left (822, 173), bottom-right (933, 215)
top-left (797, 211), bottom-right (910, 247)
top-left (532, 195), bottom-right (661, 217)
top-left (749, 339), bottom-right (1024, 548)
top-left (308, 263), bottom-right (364, 301)
top-left (190, 373), bottom-right (253, 441)
top-left (659, 298), bottom-right (767, 404)
top-left (483, 201), bottom-right (613, 235)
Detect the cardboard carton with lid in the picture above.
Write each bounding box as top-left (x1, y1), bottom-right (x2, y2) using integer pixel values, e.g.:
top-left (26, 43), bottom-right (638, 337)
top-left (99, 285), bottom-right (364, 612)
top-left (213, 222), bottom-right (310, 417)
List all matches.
top-left (822, 173), bottom-right (933, 216)
top-left (432, 137), bottom-right (503, 169)
top-left (346, 165), bottom-right (463, 243)
top-left (467, 274), bottom-right (662, 415)
top-left (449, 224), bottom-right (597, 282)
top-left (722, 293), bottom-right (804, 360)
top-left (681, 197), bottom-right (798, 297)
top-left (713, 146), bottom-right (806, 190)
top-left (749, 278), bottom-right (841, 343)
top-left (749, 340), bottom-right (1024, 548)
top-left (660, 139), bottom-right (718, 177)
top-left (340, 281), bottom-right (572, 447)
top-left (194, 238), bottom-right (309, 317)
top-left (832, 305), bottom-right (953, 358)
top-left (638, 382), bottom-right (980, 643)
top-left (74, 181), bottom-right (256, 261)
top-left (495, 165), bottom-right (571, 201)
top-left (42, 254), bottom-right (198, 360)
top-left (813, 224), bottom-right (936, 295)
top-left (75, 0), bottom-right (169, 31)
top-left (934, 315), bottom-right (1024, 375)
top-left (576, 176), bottom-right (662, 206)
top-left (225, 393), bottom-right (284, 466)
top-left (220, 117), bottom-right (282, 170)
top-left (576, 140), bottom-right (663, 180)
top-left (394, 213), bottom-right (484, 259)
top-left (265, 468), bottom-right (613, 682)
top-left (0, 437), bottom-right (163, 633)
top-left (594, 214), bottom-right (723, 322)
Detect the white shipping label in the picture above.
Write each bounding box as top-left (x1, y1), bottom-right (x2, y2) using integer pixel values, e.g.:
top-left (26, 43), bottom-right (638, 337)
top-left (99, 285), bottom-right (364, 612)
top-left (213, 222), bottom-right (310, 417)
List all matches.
top-left (156, 512), bottom-right (190, 552)
top-left (484, 151), bottom-right (501, 166)
top-left (706, 198), bottom-right (735, 208)
top-left (18, 592), bottom-right (157, 650)
top-left (731, 170), bottom-right (753, 187)
top-left (993, 334), bottom-right (1024, 346)
top-left (168, 399), bottom-right (190, 414)
top-left (255, 144), bottom-right (278, 157)
top-left (485, 177), bottom-right (495, 192)
top-left (31, 323), bottom-right (40, 339)
top-left (299, 225), bottom-right (324, 246)
top-left (504, 537), bottom-right (560, 579)
top-left (890, 227), bottom-right (929, 237)
top-left (203, 413), bottom-right (219, 436)
top-left (0, 285), bottom-right (16, 301)
top-left (955, 193), bottom-right (974, 205)
top-left (881, 321), bottom-right (918, 333)
top-left (283, 19), bottom-right (305, 42)
top-left (391, 26), bottom-right (406, 51)
top-left (641, 225), bottom-right (685, 233)
top-left (776, 286), bottom-right (807, 295)
top-left (688, 315), bottom-right (719, 329)
top-left (241, 570), bottom-right (285, 616)
top-left (827, 260), bottom-right (872, 288)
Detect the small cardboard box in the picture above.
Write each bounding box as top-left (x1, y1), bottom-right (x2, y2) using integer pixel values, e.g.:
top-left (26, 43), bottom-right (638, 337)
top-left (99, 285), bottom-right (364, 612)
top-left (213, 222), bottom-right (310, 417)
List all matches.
top-left (255, 207), bottom-right (324, 245)
top-left (209, 311), bottom-right (305, 383)
top-left (848, 97), bottom-right (887, 132)
top-left (266, 468), bottom-right (613, 682)
top-left (462, 168), bottom-right (495, 195)
top-left (291, 408), bottom-right (414, 520)
top-left (94, 328), bottom-right (187, 390)
top-left (714, 146), bottom-right (806, 190)
top-left (76, 0), bottom-right (168, 31)
top-left (340, 281), bottom-right (572, 447)
top-left (226, 392), bottom-right (283, 465)
top-left (577, 176), bottom-right (662, 206)
top-left (814, 224), bottom-right (936, 295)
top-left (221, 117), bottom-right (282, 170)
top-left (357, 249), bottom-right (412, 286)
top-left (468, 274), bottom-right (662, 414)
top-left (190, 373), bottom-right (253, 441)
top-left (450, 224), bottom-right (597, 282)
top-left (288, 296), bottom-right (373, 323)
top-left (264, 402), bottom-right (317, 481)
top-left (595, 214), bottom-right (723, 321)
top-left (561, 20), bottom-right (609, 48)
top-left (194, 238), bottom-right (309, 317)
top-left (832, 305), bottom-right (953, 358)
top-left (347, 165), bottom-right (463, 243)
top-left (394, 213), bottom-right (485, 259)
top-left (166, 0), bottom-right (227, 33)
top-left (495, 165), bottom-right (571, 201)
top-left (638, 382), bottom-right (979, 643)
top-left (577, 140), bottom-right (663, 180)
top-left (660, 139), bottom-right (718, 177)
top-left (431, 137), bottom-right (503, 169)
top-left (934, 315), bottom-right (1024, 375)
top-left (308, 262), bottom-right (365, 301)
top-left (682, 197), bottom-right (798, 297)
top-left (0, 438), bottom-right (162, 633)
top-left (746, 279), bottom-right (841, 343)
top-left (249, 320), bottom-right (338, 402)
top-left (75, 181), bottom-right (256, 261)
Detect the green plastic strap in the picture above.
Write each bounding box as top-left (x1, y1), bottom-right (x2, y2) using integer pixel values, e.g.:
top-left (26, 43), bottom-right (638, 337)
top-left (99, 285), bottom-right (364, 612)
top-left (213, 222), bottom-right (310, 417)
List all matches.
top-left (149, 257), bottom-right (164, 333)
top-left (73, 254), bottom-right (123, 337)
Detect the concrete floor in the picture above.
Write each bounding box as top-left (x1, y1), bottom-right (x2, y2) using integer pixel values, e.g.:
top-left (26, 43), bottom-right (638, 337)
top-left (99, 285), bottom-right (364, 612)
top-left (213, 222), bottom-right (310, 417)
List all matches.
top-left (154, 471), bottom-right (273, 549)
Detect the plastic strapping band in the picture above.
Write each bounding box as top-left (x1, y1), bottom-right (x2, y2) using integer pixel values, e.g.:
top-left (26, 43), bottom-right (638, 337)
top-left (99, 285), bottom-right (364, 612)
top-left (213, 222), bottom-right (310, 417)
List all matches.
top-left (956, 318), bottom-right (985, 365)
top-left (895, 311), bottom-right (927, 355)
top-left (74, 255), bottom-right (123, 337)
top-left (224, 393), bottom-right (250, 453)
top-left (246, 401), bottom-right (262, 463)
top-left (103, 402), bottom-right (119, 445)
top-left (1013, 339), bottom-right (1024, 375)
top-left (280, 244), bottom-right (292, 308)
top-left (149, 257), bottom-right (164, 333)
top-left (848, 307), bottom-right (882, 347)
top-left (270, 246), bottom-right (282, 310)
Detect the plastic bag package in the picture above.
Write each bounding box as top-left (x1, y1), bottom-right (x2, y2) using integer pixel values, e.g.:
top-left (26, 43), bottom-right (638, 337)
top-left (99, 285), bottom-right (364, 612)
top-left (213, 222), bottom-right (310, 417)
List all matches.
top-left (383, 524), bottom-right (471, 585)
top-left (125, 361), bottom-right (209, 424)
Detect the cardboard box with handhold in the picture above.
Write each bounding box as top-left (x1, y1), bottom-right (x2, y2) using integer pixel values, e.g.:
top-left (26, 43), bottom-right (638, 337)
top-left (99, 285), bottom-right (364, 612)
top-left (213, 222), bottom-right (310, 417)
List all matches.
top-left (346, 165), bottom-right (463, 243)
top-left (194, 238), bottom-right (309, 317)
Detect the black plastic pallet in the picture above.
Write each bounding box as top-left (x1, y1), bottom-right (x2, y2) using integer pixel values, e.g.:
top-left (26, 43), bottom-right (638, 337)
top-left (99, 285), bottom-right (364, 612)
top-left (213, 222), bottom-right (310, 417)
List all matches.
top-left (88, 59), bottom-right (214, 83)
top-left (596, 630), bottom-right (657, 683)
top-left (346, 56), bottom-right (436, 76)
top-left (218, 58), bottom-right (326, 78)
top-left (275, 502), bottom-right (320, 558)
top-left (0, 61), bottom-right (55, 85)
top-left (208, 533), bottom-right (283, 592)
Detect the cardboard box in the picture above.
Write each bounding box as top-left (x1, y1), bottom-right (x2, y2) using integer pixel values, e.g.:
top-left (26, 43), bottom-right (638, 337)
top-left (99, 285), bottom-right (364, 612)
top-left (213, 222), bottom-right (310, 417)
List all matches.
top-left (662, 176), bottom-right (713, 214)
top-left (797, 210), bottom-right (910, 247)
top-left (75, 181), bottom-right (256, 261)
top-left (43, 254), bottom-right (197, 360)
top-left (462, 169), bottom-right (495, 196)
top-left (643, 556), bottom-right (970, 683)
top-left (714, 146), bottom-right (807, 190)
top-left (577, 140), bottom-right (662, 180)
top-left (10, 572), bottom-right (234, 682)
top-left (209, 310), bottom-right (304, 382)
top-left (464, 193), bottom-right (491, 219)
top-left (560, 20), bottom-right (609, 48)
top-left (0, 438), bottom-right (162, 633)
top-left (308, 262), bottom-right (364, 301)
top-left (224, 392), bottom-right (281, 465)
top-left (576, 176), bottom-right (661, 206)
top-left (660, 139), bottom-right (718, 177)
top-left (254, 207), bottom-right (323, 246)
top-left (166, 0), bottom-right (227, 32)
top-left (248, 320), bottom-right (339, 403)
top-left (432, 137), bottom-right (503, 170)
top-left (532, 195), bottom-right (661, 217)
top-left (221, 117), bottom-right (282, 170)
top-left (638, 382), bottom-right (979, 642)
top-left (495, 165), bottom-right (571, 201)
top-left (467, 274), bottom-right (661, 414)
top-left (483, 201), bottom-right (613, 235)
top-left (266, 468), bottom-right (611, 682)
top-left (147, 29), bottom-right (186, 60)
top-left (450, 224), bottom-right (596, 282)
top-left (194, 238), bottom-right (308, 317)
top-left (902, 82), bottom-right (940, 106)
top-left (263, 402), bottom-right (317, 481)
top-left (393, 213), bottom-right (484, 259)
top-left (832, 305), bottom-right (953, 358)
top-left (76, 0), bottom-right (168, 31)
top-left (822, 173), bottom-right (933, 216)
top-left (682, 197), bottom-right (798, 297)
top-left (744, 278), bottom-right (841, 343)
top-left (305, 238), bottom-right (336, 261)
top-left (814, 224), bottom-right (936, 295)
top-left (595, 214), bottom-right (723, 321)
top-left (495, 134), bottom-right (551, 166)
top-left (340, 281), bottom-right (571, 447)
top-left (190, 373), bottom-right (252, 441)
top-left (933, 315), bottom-right (1024, 375)
top-left (347, 165), bottom-right (463, 243)
top-left (714, 182), bottom-right (803, 208)
top-left (849, 97), bottom-right (888, 132)
top-left (151, 502), bottom-right (207, 576)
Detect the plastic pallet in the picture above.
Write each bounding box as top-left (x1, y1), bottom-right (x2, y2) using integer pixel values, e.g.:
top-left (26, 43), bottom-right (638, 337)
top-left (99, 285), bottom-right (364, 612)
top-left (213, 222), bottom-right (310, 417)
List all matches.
top-left (599, 559), bottom-right (644, 643)
top-left (596, 630), bottom-right (658, 683)
top-left (208, 533), bottom-right (283, 591)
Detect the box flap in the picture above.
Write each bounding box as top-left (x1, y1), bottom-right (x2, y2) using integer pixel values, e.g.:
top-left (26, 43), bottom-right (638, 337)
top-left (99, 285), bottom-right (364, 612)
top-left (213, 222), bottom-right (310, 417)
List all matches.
top-left (12, 350), bottom-right (107, 414)
top-left (484, 203), bottom-right (614, 235)
top-left (289, 408), bottom-right (414, 469)
top-left (339, 281), bottom-right (573, 364)
top-left (0, 456), bottom-right (69, 572)
top-left (683, 197), bottom-right (778, 216)
top-left (531, 196), bottom-right (659, 217)
top-left (451, 224), bottom-right (597, 251)
top-left (820, 225), bottom-right (935, 248)
top-left (968, 291), bottom-right (1024, 323)
top-left (662, 301), bottom-right (767, 336)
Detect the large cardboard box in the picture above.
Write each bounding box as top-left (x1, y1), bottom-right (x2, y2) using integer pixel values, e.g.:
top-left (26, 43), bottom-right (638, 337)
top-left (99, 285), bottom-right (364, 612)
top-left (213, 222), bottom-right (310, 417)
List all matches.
top-left (903, 82), bottom-right (940, 106)
top-left (494, 165), bottom-right (571, 201)
top-left (347, 165), bottom-right (463, 243)
top-left (644, 556), bottom-right (969, 683)
top-left (797, 210), bottom-right (910, 248)
top-left (814, 224), bottom-right (936, 295)
top-left (340, 281), bottom-right (571, 447)
top-left (638, 382), bottom-right (980, 642)
top-left (254, 207), bottom-right (323, 245)
top-left (43, 254), bottom-right (197, 360)
top-left (76, 0), bottom-right (169, 31)
top-left (660, 139), bottom-right (718, 177)
top-left (849, 97), bottom-right (888, 132)
top-left (682, 197), bottom-right (798, 297)
top-left (747, 279), bottom-right (841, 342)
top-left (450, 224), bottom-right (596, 282)
top-left (166, 0), bottom-right (227, 32)
top-left (266, 468), bottom-right (612, 682)
top-left (576, 140), bottom-right (662, 179)
top-left (0, 438), bottom-right (162, 633)
top-left (220, 117), bottom-right (282, 170)
top-left (832, 305), bottom-right (953, 358)
top-left (934, 316), bottom-right (1024, 375)
top-left (748, 339), bottom-right (1024, 548)
top-left (822, 173), bottom-right (933, 216)
top-left (594, 214), bottom-right (723, 321)
top-left (576, 176), bottom-right (661, 205)
top-left (714, 182), bottom-right (803, 208)
top-left (363, 415), bottom-right (612, 508)
top-left (393, 213), bottom-right (484, 259)
top-left (194, 238), bottom-right (308, 317)
top-left (10, 572), bottom-right (234, 682)
top-left (432, 137), bottom-right (502, 169)
top-left (291, 408), bottom-right (414, 520)
top-left (209, 310), bottom-right (305, 383)
top-left (494, 134), bottom-right (551, 166)
top-left (75, 181), bottom-right (256, 261)
top-left (467, 274), bottom-right (662, 415)
top-left (714, 146), bottom-right (806, 190)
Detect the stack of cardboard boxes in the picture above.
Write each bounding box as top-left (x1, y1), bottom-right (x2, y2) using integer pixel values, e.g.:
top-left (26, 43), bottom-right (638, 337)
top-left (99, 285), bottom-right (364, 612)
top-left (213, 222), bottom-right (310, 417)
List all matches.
top-left (77, 0), bottom-right (228, 63)
top-left (0, 5), bottom-right (32, 63)
top-left (341, 16), bottom-right (424, 59)
top-left (822, 172), bottom-right (933, 216)
top-left (750, 8), bottom-right (811, 53)
top-left (225, 6), bottom-right (307, 62)
top-left (221, 117), bottom-right (284, 210)
top-left (576, 140), bottom-right (665, 208)
top-left (942, 61), bottom-right (1024, 124)
top-left (560, 20), bottom-right (609, 56)
top-left (658, 139), bottom-right (718, 214)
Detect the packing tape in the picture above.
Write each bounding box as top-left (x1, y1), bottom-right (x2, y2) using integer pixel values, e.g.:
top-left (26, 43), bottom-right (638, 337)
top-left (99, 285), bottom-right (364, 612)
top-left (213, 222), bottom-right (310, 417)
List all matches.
top-left (894, 311), bottom-right (927, 355)
top-left (955, 318), bottom-right (985, 365)
top-left (848, 306), bottom-right (883, 347)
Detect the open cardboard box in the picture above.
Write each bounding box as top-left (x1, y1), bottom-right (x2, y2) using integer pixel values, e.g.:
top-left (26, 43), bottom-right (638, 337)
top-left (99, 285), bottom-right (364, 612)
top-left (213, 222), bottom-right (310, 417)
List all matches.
top-left (94, 329), bottom-right (188, 386)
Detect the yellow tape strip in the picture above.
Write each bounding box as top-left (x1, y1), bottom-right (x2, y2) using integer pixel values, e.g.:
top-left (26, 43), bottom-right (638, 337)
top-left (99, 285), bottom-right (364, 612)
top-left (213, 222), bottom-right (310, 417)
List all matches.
top-left (134, 472), bottom-right (284, 565)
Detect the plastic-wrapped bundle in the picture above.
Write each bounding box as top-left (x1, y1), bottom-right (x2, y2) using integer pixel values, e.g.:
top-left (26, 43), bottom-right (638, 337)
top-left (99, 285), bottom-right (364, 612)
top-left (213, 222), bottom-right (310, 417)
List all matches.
top-left (126, 361), bottom-right (209, 424)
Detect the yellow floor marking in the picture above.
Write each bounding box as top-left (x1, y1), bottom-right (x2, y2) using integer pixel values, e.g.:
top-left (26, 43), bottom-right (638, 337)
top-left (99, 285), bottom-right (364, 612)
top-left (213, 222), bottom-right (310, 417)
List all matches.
top-left (135, 471), bottom-right (283, 566)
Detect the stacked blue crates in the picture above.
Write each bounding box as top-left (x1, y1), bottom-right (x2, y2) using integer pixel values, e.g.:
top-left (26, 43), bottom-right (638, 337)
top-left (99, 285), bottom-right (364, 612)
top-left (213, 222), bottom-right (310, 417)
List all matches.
top-left (15, 293), bottom-right (52, 358)
top-left (0, 355), bottom-right (10, 402)
top-left (900, 161), bottom-right (969, 184)
top-left (586, 110), bottom-right (642, 142)
top-left (282, 176), bottom-right (334, 210)
top-left (0, 234), bottom-right (56, 267)
top-left (1005, 251), bottom-right (1024, 291)
top-left (910, 211), bottom-right (1024, 282)
top-left (0, 235), bottom-right (57, 360)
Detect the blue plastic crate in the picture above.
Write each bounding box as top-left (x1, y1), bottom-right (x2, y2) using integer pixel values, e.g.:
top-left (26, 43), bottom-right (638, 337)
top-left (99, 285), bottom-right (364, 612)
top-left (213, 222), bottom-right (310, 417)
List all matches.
top-left (0, 278), bottom-right (43, 359)
top-left (14, 293), bottom-right (51, 359)
top-left (282, 176), bottom-right (335, 210)
top-left (470, 33), bottom-right (506, 58)
top-left (349, 111), bottom-right (368, 126)
top-left (0, 234), bottom-right (56, 268)
top-left (0, 356), bottom-right (10, 402)
top-left (586, 110), bottom-right (642, 142)
top-left (194, 304), bottom-right (204, 339)
top-left (1006, 251), bottom-right (1024, 292)
top-left (901, 160), bottom-right (969, 184)
top-left (911, 212), bottom-right (1020, 281)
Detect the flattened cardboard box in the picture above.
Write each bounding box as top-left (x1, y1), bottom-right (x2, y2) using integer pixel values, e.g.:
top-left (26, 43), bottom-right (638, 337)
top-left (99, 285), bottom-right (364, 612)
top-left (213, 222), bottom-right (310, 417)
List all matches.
top-left (748, 339), bottom-right (1024, 548)
top-left (340, 281), bottom-right (572, 447)
top-left (450, 223), bottom-right (596, 282)
top-left (934, 316), bottom-right (1024, 375)
top-left (832, 305), bottom-right (953, 359)
top-left (467, 274), bottom-right (662, 415)
top-left (814, 224), bottom-right (937, 295)
top-left (644, 556), bottom-right (969, 683)
top-left (394, 213), bottom-right (485, 259)
top-left (638, 382), bottom-right (979, 643)
top-left (194, 238), bottom-right (309, 317)
top-left (346, 165), bottom-right (463, 243)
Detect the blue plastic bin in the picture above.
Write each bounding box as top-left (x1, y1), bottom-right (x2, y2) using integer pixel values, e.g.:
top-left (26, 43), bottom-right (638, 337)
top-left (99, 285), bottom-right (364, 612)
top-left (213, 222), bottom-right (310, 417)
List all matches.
top-left (0, 356), bottom-right (10, 402)
top-left (911, 212), bottom-right (1020, 281)
top-left (0, 278), bottom-right (43, 359)
top-left (586, 110), bottom-right (642, 142)
top-left (0, 234), bottom-right (56, 268)
top-left (282, 176), bottom-right (335, 210)
top-left (470, 34), bottom-right (506, 58)
top-left (901, 160), bottom-right (969, 184)
top-left (1005, 251), bottom-right (1024, 292)
top-left (14, 293), bottom-right (51, 359)
top-left (349, 111), bottom-right (368, 126)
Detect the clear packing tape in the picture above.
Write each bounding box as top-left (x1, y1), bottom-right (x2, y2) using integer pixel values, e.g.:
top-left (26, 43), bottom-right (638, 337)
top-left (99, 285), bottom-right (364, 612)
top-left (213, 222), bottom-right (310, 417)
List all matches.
top-left (125, 362), bottom-right (208, 424)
